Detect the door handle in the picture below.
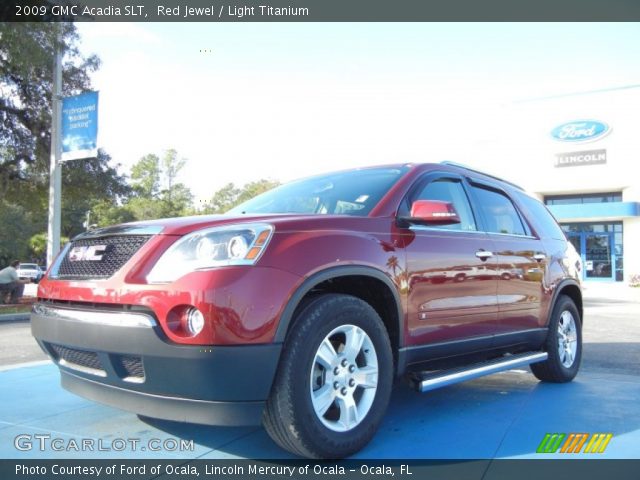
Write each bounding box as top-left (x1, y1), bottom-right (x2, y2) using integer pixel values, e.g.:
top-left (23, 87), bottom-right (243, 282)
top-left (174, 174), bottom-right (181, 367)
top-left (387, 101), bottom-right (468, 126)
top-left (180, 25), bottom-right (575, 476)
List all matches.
top-left (475, 250), bottom-right (493, 260)
top-left (533, 253), bottom-right (546, 262)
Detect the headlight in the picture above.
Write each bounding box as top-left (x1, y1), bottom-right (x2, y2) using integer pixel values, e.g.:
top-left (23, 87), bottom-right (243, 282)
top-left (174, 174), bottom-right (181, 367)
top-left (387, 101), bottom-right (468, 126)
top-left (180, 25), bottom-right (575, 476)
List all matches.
top-left (147, 223), bottom-right (273, 283)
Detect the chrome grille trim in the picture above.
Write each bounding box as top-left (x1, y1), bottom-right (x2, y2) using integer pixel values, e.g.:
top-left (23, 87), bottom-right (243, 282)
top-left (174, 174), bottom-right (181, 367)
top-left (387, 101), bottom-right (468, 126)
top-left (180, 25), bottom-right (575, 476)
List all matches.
top-left (32, 304), bottom-right (156, 328)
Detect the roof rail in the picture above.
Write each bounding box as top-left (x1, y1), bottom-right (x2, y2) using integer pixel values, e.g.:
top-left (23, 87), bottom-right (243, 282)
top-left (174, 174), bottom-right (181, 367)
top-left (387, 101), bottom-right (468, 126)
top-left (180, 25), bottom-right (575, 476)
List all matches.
top-left (439, 161), bottom-right (524, 190)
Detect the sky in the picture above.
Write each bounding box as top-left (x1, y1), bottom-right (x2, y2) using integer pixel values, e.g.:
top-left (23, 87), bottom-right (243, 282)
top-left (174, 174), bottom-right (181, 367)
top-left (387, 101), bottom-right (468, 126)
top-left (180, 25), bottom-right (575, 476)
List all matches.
top-left (74, 22), bottom-right (640, 202)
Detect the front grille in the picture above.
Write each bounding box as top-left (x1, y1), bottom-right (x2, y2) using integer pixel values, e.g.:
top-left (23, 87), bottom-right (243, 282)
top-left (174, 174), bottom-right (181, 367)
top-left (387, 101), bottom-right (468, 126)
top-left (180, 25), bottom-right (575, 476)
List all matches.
top-left (50, 344), bottom-right (104, 374)
top-left (57, 235), bottom-right (150, 280)
top-left (117, 355), bottom-right (145, 380)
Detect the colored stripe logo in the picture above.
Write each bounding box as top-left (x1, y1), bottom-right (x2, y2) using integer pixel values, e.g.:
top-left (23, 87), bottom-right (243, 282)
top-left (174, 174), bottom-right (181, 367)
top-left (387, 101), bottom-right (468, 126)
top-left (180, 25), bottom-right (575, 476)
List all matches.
top-left (537, 433), bottom-right (613, 454)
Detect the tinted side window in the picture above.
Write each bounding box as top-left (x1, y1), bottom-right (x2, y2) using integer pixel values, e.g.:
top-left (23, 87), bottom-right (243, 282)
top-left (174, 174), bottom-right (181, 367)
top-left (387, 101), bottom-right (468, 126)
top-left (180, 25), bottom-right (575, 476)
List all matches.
top-left (414, 178), bottom-right (476, 231)
top-left (471, 185), bottom-right (526, 236)
top-left (515, 191), bottom-right (566, 240)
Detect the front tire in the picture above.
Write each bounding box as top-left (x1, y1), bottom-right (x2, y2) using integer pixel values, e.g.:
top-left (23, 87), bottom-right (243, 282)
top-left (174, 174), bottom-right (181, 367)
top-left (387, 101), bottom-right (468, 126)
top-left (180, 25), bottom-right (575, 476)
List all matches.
top-left (263, 294), bottom-right (393, 459)
top-left (531, 295), bottom-right (582, 383)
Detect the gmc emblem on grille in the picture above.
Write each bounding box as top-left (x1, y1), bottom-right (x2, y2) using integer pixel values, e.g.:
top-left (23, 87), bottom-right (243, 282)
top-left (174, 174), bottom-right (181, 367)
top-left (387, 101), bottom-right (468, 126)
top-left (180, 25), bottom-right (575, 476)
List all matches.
top-left (69, 245), bottom-right (108, 262)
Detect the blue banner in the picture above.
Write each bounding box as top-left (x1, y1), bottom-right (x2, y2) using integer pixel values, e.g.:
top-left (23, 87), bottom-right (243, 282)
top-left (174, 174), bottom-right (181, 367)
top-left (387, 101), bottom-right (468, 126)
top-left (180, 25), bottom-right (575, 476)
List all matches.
top-left (61, 91), bottom-right (99, 161)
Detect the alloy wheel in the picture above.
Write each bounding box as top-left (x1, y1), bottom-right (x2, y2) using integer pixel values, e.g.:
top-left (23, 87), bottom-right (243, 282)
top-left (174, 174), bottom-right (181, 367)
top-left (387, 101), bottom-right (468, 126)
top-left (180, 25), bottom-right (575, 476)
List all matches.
top-left (309, 324), bottom-right (379, 432)
top-left (557, 310), bottom-right (578, 368)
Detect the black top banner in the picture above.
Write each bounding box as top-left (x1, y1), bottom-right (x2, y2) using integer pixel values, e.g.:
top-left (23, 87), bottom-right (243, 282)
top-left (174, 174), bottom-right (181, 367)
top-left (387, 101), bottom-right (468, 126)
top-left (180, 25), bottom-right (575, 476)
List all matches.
top-left (3, 0), bottom-right (640, 22)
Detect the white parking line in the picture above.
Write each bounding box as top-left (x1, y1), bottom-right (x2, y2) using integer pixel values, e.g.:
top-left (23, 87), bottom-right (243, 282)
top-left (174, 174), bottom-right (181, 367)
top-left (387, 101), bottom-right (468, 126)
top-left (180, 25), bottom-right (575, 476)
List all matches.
top-left (0, 360), bottom-right (52, 372)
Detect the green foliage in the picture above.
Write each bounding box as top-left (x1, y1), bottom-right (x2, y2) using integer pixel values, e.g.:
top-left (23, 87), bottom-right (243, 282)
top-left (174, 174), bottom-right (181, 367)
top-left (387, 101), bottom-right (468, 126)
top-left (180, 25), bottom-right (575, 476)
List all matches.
top-left (93, 149), bottom-right (194, 225)
top-left (202, 179), bottom-right (280, 214)
top-left (27, 233), bottom-right (48, 259)
top-left (204, 183), bottom-right (241, 214)
top-left (0, 23), bottom-right (130, 263)
top-left (60, 149), bottom-right (131, 236)
top-left (160, 182), bottom-right (193, 217)
top-left (0, 23), bottom-right (278, 266)
top-left (0, 22), bottom-right (100, 185)
top-left (162, 149), bottom-right (186, 193)
top-left (157, 149), bottom-right (192, 217)
top-left (0, 201), bottom-right (32, 265)
top-left (130, 154), bottom-right (160, 198)
top-left (27, 232), bottom-right (69, 263)
top-left (91, 199), bottom-right (136, 228)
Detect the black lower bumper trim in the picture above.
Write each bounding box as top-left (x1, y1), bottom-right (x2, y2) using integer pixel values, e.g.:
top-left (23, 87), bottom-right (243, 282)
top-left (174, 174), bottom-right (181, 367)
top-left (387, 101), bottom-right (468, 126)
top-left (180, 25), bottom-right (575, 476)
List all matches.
top-left (62, 370), bottom-right (264, 426)
top-left (31, 305), bottom-right (282, 402)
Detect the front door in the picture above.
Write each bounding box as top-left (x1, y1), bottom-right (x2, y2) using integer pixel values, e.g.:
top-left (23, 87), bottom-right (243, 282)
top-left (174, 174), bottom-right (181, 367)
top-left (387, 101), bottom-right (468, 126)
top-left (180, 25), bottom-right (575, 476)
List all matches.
top-left (402, 174), bottom-right (499, 348)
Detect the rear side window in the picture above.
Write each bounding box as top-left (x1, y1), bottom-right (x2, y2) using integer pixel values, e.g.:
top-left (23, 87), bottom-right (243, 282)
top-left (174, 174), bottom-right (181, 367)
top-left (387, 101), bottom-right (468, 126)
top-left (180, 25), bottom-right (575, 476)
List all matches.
top-left (470, 185), bottom-right (526, 236)
top-left (515, 191), bottom-right (566, 240)
top-left (413, 178), bottom-right (477, 231)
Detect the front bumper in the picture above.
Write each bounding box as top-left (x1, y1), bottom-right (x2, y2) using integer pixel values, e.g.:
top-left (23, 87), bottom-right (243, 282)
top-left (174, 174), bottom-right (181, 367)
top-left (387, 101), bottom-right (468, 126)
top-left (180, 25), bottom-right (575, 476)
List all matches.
top-left (31, 303), bottom-right (282, 426)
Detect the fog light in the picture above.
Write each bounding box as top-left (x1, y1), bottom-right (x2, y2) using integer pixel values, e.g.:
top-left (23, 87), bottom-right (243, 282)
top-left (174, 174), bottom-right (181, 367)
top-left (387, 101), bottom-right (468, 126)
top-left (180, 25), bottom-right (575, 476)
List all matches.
top-left (186, 308), bottom-right (205, 336)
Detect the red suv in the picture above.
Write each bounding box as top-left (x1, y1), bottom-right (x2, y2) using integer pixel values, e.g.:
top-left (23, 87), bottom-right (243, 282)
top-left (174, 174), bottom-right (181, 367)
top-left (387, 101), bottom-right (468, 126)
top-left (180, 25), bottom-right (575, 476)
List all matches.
top-left (32, 162), bottom-right (583, 458)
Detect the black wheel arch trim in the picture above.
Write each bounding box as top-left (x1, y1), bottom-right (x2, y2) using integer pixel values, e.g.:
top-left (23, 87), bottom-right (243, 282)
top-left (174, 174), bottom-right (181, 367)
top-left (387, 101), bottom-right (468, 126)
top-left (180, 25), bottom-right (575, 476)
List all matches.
top-left (548, 278), bottom-right (583, 326)
top-left (273, 265), bottom-right (404, 348)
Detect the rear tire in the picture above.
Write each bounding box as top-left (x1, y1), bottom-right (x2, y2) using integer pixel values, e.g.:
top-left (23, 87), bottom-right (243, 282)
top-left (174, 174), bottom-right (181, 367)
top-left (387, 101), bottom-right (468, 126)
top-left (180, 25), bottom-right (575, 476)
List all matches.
top-left (531, 295), bottom-right (582, 383)
top-left (263, 293), bottom-right (393, 459)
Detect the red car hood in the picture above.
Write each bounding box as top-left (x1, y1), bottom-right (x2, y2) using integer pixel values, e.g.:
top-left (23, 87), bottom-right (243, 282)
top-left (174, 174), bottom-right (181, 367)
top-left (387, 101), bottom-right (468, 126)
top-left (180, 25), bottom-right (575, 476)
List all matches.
top-left (73, 213), bottom-right (377, 239)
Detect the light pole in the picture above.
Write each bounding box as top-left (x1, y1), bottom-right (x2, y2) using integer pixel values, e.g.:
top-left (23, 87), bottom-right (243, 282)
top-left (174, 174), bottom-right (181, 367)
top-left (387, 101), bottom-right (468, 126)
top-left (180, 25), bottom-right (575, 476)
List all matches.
top-left (46, 23), bottom-right (63, 267)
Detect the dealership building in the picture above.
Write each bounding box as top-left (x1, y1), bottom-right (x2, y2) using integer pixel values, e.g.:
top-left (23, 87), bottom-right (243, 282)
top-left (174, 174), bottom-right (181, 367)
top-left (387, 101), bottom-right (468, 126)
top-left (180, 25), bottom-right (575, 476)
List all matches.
top-left (492, 86), bottom-right (640, 283)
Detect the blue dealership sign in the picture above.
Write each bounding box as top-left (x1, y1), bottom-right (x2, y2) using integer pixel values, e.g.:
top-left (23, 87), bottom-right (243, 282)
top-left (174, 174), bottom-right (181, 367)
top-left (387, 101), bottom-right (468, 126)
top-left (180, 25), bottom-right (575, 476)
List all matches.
top-left (61, 91), bottom-right (99, 161)
top-left (550, 120), bottom-right (610, 143)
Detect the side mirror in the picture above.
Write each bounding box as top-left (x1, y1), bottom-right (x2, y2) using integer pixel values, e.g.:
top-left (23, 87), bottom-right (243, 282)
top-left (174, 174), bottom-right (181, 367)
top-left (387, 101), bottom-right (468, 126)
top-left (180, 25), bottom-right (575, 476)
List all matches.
top-left (403, 200), bottom-right (461, 226)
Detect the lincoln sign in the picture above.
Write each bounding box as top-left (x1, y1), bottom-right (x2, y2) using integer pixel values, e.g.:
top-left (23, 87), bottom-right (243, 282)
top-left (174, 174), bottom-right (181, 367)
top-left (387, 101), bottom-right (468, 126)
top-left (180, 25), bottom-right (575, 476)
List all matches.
top-left (555, 149), bottom-right (607, 168)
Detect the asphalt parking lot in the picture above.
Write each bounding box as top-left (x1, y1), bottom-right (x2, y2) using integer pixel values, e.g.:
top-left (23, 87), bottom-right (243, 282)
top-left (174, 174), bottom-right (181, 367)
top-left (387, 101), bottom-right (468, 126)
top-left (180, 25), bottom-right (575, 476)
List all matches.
top-left (0, 284), bottom-right (638, 460)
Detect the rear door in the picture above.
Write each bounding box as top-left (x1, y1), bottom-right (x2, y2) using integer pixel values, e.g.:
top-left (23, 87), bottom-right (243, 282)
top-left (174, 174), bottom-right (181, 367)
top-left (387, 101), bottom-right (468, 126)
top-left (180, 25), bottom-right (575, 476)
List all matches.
top-left (466, 181), bottom-right (547, 342)
top-left (401, 173), bottom-right (499, 353)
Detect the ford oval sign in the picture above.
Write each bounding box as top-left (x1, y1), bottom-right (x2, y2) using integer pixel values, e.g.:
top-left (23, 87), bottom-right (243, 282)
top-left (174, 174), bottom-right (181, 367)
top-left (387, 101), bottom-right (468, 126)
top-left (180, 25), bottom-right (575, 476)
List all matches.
top-left (551, 120), bottom-right (610, 143)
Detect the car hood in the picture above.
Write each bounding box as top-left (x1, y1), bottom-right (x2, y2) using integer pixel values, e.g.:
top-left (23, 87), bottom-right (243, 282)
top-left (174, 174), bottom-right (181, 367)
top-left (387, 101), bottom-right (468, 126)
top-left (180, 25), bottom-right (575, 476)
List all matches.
top-left (73, 213), bottom-right (379, 239)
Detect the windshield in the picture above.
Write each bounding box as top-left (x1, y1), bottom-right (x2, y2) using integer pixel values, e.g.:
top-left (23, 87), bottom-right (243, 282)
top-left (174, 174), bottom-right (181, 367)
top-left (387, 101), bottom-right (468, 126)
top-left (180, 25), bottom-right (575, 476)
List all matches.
top-left (20, 264), bottom-right (38, 270)
top-left (228, 166), bottom-right (409, 216)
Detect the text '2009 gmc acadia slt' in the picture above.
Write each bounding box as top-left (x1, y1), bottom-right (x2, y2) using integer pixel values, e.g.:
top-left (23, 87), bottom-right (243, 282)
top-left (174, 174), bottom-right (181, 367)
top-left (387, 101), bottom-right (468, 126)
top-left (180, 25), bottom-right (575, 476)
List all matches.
top-left (32, 162), bottom-right (583, 458)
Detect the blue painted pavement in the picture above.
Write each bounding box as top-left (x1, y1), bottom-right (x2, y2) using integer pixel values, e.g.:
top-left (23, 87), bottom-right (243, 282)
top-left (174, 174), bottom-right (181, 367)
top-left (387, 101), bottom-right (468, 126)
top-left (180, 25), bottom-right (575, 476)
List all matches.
top-left (1, 363), bottom-right (638, 459)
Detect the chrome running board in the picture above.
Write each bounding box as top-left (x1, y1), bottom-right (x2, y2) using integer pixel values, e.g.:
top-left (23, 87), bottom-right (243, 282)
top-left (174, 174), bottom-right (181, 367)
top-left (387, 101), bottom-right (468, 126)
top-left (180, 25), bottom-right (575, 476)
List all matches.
top-left (411, 352), bottom-right (548, 393)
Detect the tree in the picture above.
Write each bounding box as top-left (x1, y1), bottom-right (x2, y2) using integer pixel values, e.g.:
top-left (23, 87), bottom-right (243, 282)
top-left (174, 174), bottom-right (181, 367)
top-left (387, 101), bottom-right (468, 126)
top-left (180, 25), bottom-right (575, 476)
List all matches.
top-left (0, 22), bottom-right (100, 186)
top-left (60, 149), bottom-right (131, 236)
top-left (0, 202), bottom-right (32, 266)
top-left (0, 23), bottom-right (132, 261)
top-left (158, 149), bottom-right (191, 217)
top-left (161, 149), bottom-right (186, 197)
top-left (160, 183), bottom-right (193, 217)
top-left (204, 183), bottom-right (241, 214)
top-left (28, 232), bottom-right (69, 265)
top-left (27, 233), bottom-right (48, 262)
top-left (236, 179), bottom-right (281, 205)
top-left (202, 179), bottom-right (280, 214)
top-left (130, 154), bottom-right (160, 198)
top-left (3, 146), bottom-right (132, 245)
top-left (120, 149), bottom-right (194, 221)
top-left (91, 199), bottom-right (136, 228)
